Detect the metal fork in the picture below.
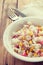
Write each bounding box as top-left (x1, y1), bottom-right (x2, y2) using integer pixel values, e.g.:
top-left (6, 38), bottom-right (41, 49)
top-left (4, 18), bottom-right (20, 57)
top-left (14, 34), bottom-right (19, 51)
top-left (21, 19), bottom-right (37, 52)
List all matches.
top-left (7, 8), bottom-right (27, 21)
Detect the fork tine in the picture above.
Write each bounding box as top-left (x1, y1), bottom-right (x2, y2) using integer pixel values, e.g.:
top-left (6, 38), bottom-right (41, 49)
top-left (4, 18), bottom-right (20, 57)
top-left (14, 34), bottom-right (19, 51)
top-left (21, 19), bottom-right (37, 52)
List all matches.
top-left (7, 8), bottom-right (18, 21)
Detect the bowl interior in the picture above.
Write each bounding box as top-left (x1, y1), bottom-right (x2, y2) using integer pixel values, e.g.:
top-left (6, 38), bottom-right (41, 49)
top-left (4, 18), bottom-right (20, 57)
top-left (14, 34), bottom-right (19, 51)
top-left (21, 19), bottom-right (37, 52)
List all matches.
top-left (3, 17), bottom-right (43, 62)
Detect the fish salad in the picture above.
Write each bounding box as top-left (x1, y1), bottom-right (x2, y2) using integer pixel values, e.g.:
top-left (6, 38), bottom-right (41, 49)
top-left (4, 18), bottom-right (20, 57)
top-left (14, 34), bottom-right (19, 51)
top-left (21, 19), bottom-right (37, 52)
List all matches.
top-left (11, 22), bottom-right (43, 57)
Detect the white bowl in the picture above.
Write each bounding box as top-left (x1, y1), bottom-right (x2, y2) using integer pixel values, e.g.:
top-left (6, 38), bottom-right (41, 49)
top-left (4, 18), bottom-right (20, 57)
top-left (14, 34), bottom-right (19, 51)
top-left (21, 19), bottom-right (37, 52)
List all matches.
top-left (3, 17), bottom-right (43, 62)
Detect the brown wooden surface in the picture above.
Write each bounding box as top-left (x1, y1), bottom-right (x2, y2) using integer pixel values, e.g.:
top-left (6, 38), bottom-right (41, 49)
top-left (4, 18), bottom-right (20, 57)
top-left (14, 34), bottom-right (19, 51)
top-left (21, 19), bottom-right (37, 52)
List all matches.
top-left (0, 0), bottom-right (43, 65)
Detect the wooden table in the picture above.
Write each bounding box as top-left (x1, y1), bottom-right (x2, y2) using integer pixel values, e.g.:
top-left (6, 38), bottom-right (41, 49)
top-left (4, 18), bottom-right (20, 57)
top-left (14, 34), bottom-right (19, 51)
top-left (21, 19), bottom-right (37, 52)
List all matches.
top-left (0, 0), bottom-right (43, 65)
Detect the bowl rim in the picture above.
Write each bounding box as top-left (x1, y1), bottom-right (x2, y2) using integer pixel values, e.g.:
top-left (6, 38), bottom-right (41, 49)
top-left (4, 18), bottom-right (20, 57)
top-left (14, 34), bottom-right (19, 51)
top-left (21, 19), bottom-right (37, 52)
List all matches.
top-left (3, 16), bottom-right (43, 62)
